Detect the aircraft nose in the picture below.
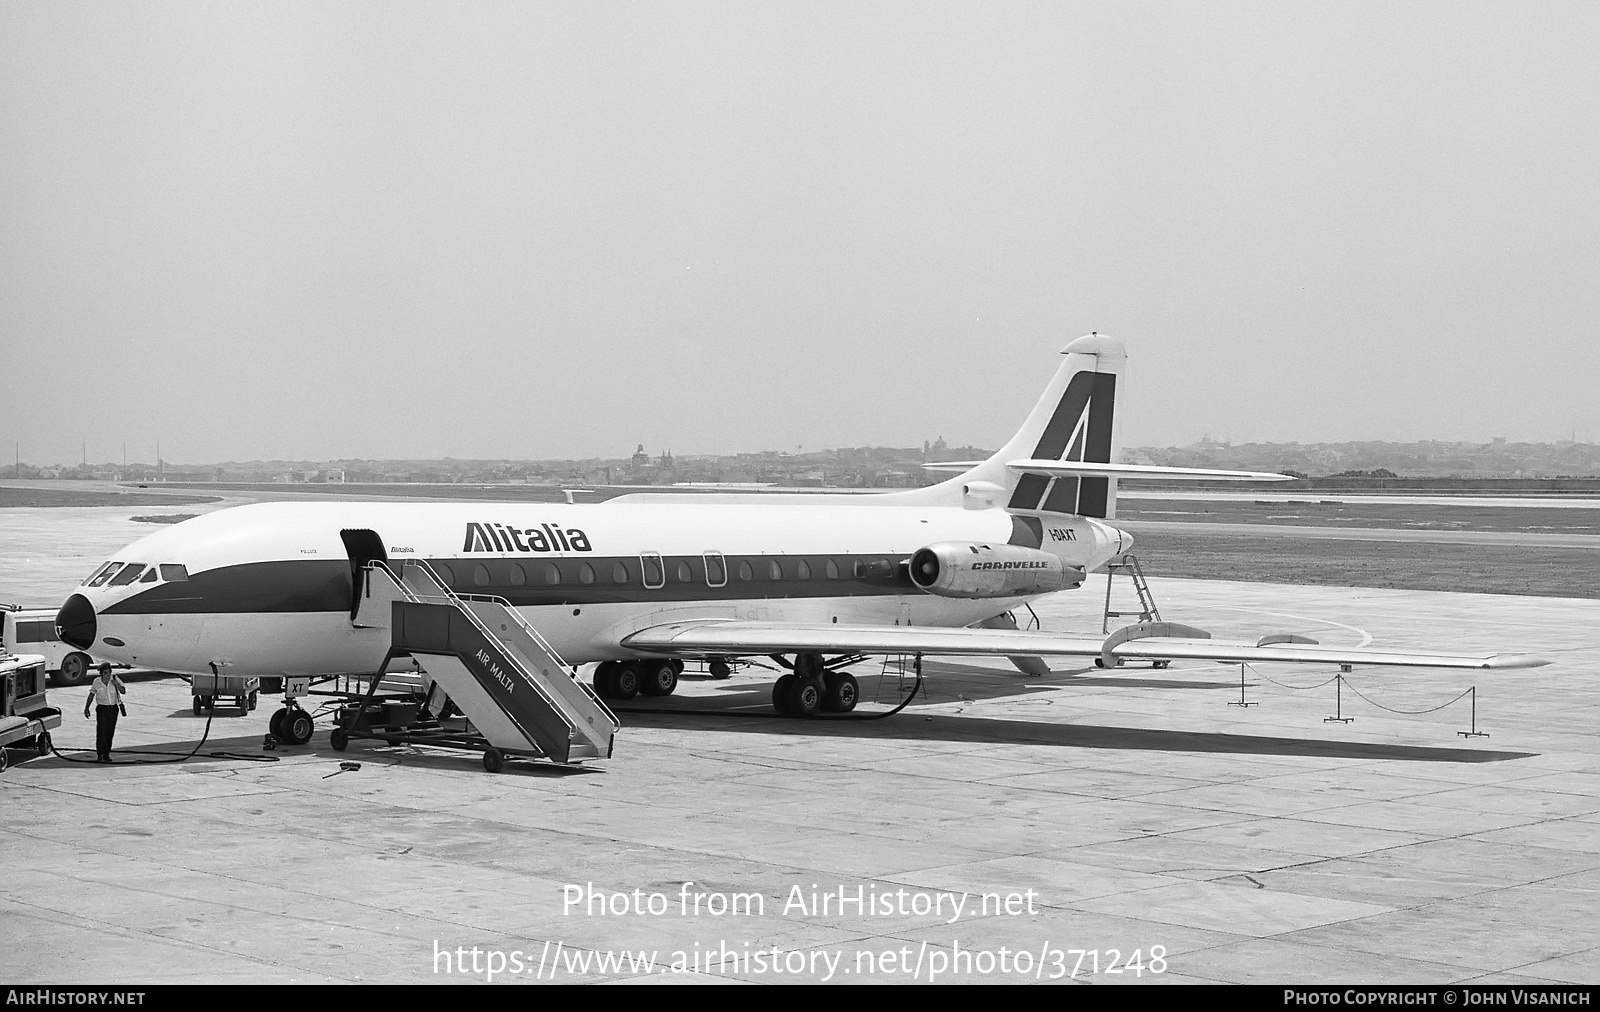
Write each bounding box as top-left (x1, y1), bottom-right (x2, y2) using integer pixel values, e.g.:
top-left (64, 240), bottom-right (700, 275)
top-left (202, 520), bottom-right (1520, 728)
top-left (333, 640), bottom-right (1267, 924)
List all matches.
top-left (56, 594), bottom-right (97, 650)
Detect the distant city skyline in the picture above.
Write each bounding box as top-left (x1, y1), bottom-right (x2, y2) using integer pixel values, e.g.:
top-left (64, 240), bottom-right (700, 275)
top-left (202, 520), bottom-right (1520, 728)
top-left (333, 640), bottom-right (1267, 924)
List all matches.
top-left (5, 4), bottom-right (1597, 463)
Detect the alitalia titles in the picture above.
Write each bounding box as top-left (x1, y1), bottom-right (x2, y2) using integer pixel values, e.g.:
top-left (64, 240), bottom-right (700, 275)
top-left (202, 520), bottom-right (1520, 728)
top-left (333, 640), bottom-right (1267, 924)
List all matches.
top-left (463, 522), bottom-right (593, 554)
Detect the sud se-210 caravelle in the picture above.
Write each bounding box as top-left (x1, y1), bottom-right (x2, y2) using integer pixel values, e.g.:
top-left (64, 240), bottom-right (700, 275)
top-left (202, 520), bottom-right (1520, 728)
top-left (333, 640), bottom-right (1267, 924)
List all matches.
top-left (52, 335), bottom-right (1544, 741)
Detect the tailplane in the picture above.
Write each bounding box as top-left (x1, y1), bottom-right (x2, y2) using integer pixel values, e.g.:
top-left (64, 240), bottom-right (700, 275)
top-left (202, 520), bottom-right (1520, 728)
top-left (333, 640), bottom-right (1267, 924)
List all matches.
top-left (889, 334), bottom-right (1127, 516)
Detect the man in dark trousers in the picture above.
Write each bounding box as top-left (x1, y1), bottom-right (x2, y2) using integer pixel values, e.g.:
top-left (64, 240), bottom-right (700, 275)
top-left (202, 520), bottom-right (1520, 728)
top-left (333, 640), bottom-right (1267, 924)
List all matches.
top-left (83, 664), bottom-right (127, 763)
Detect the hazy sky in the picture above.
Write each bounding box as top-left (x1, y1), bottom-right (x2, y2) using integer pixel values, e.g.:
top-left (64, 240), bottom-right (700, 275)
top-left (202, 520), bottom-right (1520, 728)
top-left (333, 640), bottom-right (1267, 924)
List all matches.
top-left (4, 2), bottom-right (1598, 465)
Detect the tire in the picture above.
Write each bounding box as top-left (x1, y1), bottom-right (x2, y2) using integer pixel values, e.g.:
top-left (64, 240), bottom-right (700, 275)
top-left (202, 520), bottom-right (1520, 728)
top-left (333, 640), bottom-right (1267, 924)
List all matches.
top-left (56, 652), bottom-right (92, 687)
top-left (482, 748), bottom-right (504, 773)
top-left (708, 659), bottom-right (731, 680)
top-left (822, 672), bottom-right (859, 713)
top-left (192, 697), bottom-right (202, 716)
top-left (248, 690), bottom-right (259, 711)
top-left (282, 710), bottom-right (313, 746)
top-left (639, 660), bottom-right (677, 697)
top-left (329, 728), bottom-right (349, 752)
top-left (593, 661), bottom-right (621, 699)
top-left (772, 674), bottom-right (797, 716)
top-left (269, 709), bottom-right (285, 738)
top-left (611, 663), bottom-right (639, 701)
top-left (37, 732), bottom-right (52, 756)
top-left (234, 696), bottom-right (247, 714)
top-left (791, 678), bottom-right (822, 717)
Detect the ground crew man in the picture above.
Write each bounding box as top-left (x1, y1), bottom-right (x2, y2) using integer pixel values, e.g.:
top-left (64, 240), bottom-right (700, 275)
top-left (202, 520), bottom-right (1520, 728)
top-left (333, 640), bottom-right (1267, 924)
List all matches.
top-left (83, 664), bottom-right (126, 763)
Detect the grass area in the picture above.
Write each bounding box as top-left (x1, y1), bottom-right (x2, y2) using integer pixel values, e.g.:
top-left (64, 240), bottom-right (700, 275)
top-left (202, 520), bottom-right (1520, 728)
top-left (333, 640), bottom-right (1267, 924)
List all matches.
top-left (1119, 498), bottom-right (1600, 534)
top-left (1131, 532), bottom-right (1599, 598)
top-left (0, 488), bottom-right (222, 508)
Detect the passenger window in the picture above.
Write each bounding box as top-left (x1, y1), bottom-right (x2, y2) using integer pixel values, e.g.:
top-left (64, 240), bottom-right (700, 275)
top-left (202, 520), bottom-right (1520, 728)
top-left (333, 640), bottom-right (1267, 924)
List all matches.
top-left (89, 563), bottom-right (124, 588)
top-left (580, 563), bottom-right (596, 585)
top-left (768, 559), bottom-right (782, 581)
top-left (676, 561), bottom-right (692, 583)
top-left (853, 560), bottom-right (866, 579)
top-left (796, 560), bottom-right (811, 580)
top-left (436, 563), bottom-right (456, 586)
top-left (109, 564), bottom-right (147, 586)
top-left (509, 564), bottom-right (527, 586)
top-left (544, 562), bottom-right (561, 586)
top-left (612, 562), bottom-right (628, 584)
top-left (826, 559), bottom-right (840, 580)
top-left (473, 564), bottom-right (491, 587)
top-left (159, 564), bottom-right (188, 582)
top-left (738, 560), bottom-right (753, 581)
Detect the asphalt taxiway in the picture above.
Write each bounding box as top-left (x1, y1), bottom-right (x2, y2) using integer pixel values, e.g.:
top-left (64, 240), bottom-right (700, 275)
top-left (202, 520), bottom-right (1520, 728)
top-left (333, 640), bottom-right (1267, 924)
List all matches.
top-left (2, 576), bottom-right (1595, 985)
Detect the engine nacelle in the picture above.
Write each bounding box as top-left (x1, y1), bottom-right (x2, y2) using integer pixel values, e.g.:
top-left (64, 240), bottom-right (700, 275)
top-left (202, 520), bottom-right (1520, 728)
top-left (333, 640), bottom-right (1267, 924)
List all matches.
top-left (909, 542), bottom-right (1083, 599)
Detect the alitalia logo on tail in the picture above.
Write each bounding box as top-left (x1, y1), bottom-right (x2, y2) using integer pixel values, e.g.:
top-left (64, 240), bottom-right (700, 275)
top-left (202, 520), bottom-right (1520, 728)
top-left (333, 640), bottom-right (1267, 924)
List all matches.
top-left (1008, 369), bottom-right (1117, 517)
top-left (464, 522), bottom-right (593, 553)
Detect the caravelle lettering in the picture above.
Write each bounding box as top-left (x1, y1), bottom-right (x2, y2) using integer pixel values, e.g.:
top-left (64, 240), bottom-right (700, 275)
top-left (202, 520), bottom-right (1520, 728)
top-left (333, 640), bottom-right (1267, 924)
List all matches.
top-left (463, 523), bottom-right (594, 553)
top-left (971, 561), bottom-right (1051, 571)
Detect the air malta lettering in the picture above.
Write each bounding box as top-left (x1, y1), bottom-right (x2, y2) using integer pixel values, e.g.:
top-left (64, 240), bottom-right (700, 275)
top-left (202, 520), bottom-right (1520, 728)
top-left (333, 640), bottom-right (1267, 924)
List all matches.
top-left (463, 522), bottom-right (593, 553)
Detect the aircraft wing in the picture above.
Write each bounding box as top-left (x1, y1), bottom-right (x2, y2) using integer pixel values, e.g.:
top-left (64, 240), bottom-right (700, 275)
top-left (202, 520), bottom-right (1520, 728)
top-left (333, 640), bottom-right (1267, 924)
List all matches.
top-left (621, 619), bottom-right (1547, 670)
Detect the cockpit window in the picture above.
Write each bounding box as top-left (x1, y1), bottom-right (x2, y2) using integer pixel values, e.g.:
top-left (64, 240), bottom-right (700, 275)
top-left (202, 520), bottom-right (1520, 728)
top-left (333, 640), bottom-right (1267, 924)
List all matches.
top-left (88, 563), bottom-right (124, 588)
top-left (109, 564), bottom-right (147, 586)
top-left (159, 564), bottom-right (189, 582)
top-left (82, 562), bottom-right (115, 586)
top-left (140, 567), bottom-right (159, 583)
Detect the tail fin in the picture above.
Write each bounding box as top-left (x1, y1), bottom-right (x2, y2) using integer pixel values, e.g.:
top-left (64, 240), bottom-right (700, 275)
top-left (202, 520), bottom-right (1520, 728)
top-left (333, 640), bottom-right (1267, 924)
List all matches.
top-left (891, 334), bottom-right (1126, 517)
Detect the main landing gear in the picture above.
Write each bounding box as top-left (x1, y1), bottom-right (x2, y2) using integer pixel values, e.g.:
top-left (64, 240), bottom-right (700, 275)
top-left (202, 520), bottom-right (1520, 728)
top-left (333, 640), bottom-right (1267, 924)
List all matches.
top-left (772, 652), bottom-right (858, 718)
top-left (593, 659), bottom-right (683, 701)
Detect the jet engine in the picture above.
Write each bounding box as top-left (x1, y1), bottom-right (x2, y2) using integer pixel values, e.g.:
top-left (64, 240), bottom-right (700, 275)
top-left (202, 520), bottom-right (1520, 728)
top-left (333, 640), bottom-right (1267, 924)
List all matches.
top-left (908, 542), bottom-right (1083, 599)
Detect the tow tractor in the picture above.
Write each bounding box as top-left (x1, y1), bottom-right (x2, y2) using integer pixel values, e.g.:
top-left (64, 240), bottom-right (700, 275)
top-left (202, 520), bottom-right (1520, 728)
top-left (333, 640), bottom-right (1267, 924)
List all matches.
top-left (0, 645), bottom-right (60, 772)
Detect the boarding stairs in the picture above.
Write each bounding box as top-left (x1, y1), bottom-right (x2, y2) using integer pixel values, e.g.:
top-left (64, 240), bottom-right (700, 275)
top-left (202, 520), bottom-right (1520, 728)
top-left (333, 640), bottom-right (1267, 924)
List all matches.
top-left (354, 560), bottom-right (618, 764)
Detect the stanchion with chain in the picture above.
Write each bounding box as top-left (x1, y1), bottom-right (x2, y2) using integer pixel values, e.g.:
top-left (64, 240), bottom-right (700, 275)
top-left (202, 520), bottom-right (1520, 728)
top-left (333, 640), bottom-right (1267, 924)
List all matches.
top-left (1228, 663), bottom-right (1258, 707)
top-left (1324, 665), bottom-right (1355, 723)
top-left (1457, 686), bottom-right (1489, 738)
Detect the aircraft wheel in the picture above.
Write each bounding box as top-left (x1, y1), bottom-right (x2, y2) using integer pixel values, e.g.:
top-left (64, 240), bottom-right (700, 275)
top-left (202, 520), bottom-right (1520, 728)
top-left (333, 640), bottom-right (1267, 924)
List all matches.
top-left (248, 690), bottom-right (259, 711)
top-left (329, 728), bottom-right (349, 752)
top-left (639, 659), bottom-right (677, 696)
top-left (269, 709), bottom-right (285, 738)
top-left (57, 652), bottom-right (92, 687)
top-left (482, 748), bottom-right (504, 774)
top-left (192, 697), bottom-right (202, 716)
top-left (593, 661), bottom-right (622, 699)
top-left (281, 710), bottom-right (314, 746)
top-left (0, 749), bottom-right (8, 773)
top-left (708, 659), bottom-right (731, 680)
top-left (611, 663), bottom-right (639, 700)
top-left (785, 677), bottom-right (822, 718)
top-left (822, 672), bottom-right (858, 713)
top-left (772, 674), bottom-right (797, 715)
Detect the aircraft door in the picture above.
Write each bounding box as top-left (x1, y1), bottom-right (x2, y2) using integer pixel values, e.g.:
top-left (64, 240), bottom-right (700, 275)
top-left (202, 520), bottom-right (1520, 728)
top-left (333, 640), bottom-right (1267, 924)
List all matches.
top-left (340, 529), bottom-right (390, 620)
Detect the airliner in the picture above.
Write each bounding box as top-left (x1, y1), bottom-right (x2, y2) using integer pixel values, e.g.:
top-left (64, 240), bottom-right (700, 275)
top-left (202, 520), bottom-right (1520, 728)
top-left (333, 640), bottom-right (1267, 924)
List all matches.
top-left (53, 335), bottom-right (1543, 727)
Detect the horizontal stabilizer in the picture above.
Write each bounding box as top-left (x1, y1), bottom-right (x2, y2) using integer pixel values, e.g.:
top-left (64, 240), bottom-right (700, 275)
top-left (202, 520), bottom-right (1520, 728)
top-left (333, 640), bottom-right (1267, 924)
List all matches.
top-left (1004, 460), bottom-right (1291, 482)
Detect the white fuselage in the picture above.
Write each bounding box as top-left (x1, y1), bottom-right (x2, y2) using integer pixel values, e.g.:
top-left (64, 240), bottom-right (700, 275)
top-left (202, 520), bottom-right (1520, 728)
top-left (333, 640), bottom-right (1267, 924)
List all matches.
top-left (59, 499), bottom-right (1130, 677)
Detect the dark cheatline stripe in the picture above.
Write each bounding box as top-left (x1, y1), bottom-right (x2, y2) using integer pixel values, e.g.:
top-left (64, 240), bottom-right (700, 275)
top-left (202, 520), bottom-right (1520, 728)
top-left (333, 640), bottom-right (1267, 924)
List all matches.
top-left (102, 554), bottom-right (920, 615)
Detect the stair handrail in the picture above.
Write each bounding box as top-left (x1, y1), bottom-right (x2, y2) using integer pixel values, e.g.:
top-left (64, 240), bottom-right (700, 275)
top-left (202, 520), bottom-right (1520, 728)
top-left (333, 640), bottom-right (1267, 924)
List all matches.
top-left (387, 560), bottom-right (577, 738)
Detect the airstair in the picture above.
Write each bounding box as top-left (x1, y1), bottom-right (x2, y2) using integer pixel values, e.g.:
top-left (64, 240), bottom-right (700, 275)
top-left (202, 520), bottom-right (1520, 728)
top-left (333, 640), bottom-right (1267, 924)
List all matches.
top-left (349, 560), bottom-right (618, 768)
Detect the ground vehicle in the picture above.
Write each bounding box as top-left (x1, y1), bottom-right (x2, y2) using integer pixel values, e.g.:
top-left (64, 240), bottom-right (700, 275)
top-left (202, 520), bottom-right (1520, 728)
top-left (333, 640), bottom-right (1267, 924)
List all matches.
top-left (1, 604), bottom-right (101, 687)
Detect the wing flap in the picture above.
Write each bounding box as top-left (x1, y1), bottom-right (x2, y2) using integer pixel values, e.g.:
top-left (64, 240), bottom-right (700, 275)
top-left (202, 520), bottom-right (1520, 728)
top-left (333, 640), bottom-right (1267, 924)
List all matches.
top-left (621, 620), bottom-right (1546, 670)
